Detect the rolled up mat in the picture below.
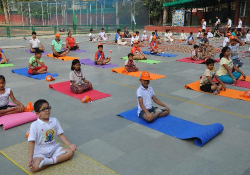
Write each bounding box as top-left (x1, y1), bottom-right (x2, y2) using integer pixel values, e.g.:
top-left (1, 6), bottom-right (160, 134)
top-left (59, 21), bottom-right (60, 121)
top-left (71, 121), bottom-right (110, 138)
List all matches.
top-left (0, 112), bottom-right (37, 130)
top-left (185, 80), bottom-right (250, 102)
top-left (0, 45), bottom-right (26, 49)
top-left (121, 56), bottom-right (161, 64)
top-left (176, 57), bottom-right (220, 64)
top-left (142, 51), bottom-right (177, 57)
top-left (0, 141), bottom-right (118, 175)
top-left (0, 63), bottom-right (14, 68)
top-left (49, 81), bottom-right (111, 101)
top-left (12, 67), bottom-right (58, 80)
top-left (117, 108), bottom-right (224, 147)
top-left (112, 67), bottom-right (166, 80)
top-left (46, 54), bottom-right (79, 61)
top-left (80, 58), bottom-right (118, 68)
top-left (25, 49), bottom-right (49, 55)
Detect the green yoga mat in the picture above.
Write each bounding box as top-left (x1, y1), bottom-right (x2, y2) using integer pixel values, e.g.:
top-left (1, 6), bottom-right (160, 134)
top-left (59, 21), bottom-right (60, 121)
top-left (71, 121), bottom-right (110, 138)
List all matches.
top-left (0, 64), bottom-right (14, 68)
top-left (121, 56), bottom-right (161, 64)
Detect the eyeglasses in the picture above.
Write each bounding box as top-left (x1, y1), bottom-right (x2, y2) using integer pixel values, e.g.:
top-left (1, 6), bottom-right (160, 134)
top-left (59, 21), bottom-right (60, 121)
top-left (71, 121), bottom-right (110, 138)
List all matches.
top-left (39, 106), bottom-right (52, 112)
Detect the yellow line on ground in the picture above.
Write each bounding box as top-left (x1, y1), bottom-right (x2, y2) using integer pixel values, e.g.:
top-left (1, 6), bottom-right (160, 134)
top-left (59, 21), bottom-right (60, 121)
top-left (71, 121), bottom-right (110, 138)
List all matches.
top-left (106, 80), bottom-right (250, 120)
top-left (0, 151), bottom-right (31, 175)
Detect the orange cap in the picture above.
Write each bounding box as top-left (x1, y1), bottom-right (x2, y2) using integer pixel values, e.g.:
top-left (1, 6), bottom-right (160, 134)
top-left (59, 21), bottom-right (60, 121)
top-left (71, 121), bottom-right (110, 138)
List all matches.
top-left (45, 75), bottom-right (55, 82)
top-left (139, 71), bottom-right (152, 80)
top-left (24, 102), bottom-right (34, 112)
top-left (230, 36), bottom-right (235, 40)
top-left (227, 33), bottom-right (231, 36)
top-left (120, 33), bottom-right (124, 36)
top-left (81, 96), bottom-right (92, 103)
top-left (55, 33), bottom-right (60, 37)
top-left (133, 32), bottom-right (136, 36)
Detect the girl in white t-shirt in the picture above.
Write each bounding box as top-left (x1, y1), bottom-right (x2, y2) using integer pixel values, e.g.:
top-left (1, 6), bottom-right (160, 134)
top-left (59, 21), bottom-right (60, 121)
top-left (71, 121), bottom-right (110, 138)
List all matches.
top-left (141, 30), bottom-right (148, 41)
top-left (89, 29), bottom-right (96, 41)
top-left (0, 75), bottom-right (25, 116)
top-left (99, 28), bottom-right (108, 41)
top-left (217, 46), bottom-right (246, 84)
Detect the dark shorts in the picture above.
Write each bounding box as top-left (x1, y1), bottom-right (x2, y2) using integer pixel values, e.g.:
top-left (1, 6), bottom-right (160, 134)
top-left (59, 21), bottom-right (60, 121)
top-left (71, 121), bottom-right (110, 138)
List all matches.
top-left (31, 48), bottom-right (44, 53)
top-left (0, 105), bottom-right (15, 110)
top-left (53, 51), bottom-right (64, 57)
top-left (237, 28), bottom-right (242, 32)
top-left (139, 107), bottom-right (156, 118)
top-left (200, 83), bottom-right (219, 92)
top-left (70, 45), bottom-right (78, 50)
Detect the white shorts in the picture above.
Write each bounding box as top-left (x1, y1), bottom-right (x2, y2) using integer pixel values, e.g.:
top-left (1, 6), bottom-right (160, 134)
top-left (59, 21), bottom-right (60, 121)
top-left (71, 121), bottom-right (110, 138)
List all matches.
top-left (33, 146), bottom-right (63, 159)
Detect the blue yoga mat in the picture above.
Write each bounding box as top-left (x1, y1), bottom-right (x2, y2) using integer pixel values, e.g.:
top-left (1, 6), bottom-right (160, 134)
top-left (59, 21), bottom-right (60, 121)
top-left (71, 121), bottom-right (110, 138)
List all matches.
top-left (117, 108), bottom-right (224, 147)
top-left (12, 68), bottom-right (58, 80)
top-left (142, 51), bottom-right (177, 57)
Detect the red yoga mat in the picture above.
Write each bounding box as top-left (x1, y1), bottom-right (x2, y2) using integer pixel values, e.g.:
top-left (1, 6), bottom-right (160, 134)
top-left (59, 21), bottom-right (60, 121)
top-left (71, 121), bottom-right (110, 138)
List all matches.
top-left (49, 81), bottom-right (111, 101)
top-left (0, 112), bottom-right (38, 130)
top-left (176, 57), bottom-right (220, 64)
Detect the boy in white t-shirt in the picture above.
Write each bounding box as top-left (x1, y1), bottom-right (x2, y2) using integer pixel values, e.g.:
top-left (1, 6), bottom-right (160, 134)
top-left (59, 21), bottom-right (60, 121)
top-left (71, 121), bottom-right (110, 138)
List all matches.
top-left (137, 71), bottom-right (170, 122)
top-left (30, 31), bottom-right (45, 53)
top-left (222, 33), bottom-right (231, 47)
top-left (99, 28), bottom-right (107, 41)
top-left (89, 29), bottom-right (96, 41)
top-left (28, 99), bottom-right (77, 172)
top-left (141, 30), bottom-right (148, 41)
top-left (180, 30), bottom-right (187, 41)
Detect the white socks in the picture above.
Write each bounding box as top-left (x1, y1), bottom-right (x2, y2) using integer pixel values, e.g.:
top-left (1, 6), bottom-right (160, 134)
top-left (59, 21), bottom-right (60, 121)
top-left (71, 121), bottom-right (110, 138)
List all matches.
top-left (39, 157), bottom-right (57, 168)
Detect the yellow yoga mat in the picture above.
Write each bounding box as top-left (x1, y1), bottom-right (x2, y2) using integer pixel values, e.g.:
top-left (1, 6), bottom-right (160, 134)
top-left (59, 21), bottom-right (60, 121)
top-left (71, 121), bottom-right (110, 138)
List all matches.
top-left (0, 141), bottom-right (118, 175)
top-left (185, 80), bottom-right (250, 102)
top-left (47, 54), bottom-right (79, 61)
top-left (112, 67), bottom-right (166, 80)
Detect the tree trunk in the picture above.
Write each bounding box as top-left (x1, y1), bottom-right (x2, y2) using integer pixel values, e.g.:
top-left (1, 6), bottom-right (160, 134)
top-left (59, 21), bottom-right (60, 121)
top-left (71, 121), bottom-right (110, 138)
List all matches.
top-left (2, 0), bottom-right (10, 24)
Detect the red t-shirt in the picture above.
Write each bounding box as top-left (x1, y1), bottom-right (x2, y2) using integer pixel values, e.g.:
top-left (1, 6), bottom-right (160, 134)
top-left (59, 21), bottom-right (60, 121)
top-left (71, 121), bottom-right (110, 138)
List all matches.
top-left (66, 37), bottom-right (75, 48)
top-left (131, 46), bottom-right (141, 54)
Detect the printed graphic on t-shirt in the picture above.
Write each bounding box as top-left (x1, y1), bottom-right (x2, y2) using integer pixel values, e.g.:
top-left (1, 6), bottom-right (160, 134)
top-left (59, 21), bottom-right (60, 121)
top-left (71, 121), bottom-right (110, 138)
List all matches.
top-left (45, 129), bottom-right (55, 143)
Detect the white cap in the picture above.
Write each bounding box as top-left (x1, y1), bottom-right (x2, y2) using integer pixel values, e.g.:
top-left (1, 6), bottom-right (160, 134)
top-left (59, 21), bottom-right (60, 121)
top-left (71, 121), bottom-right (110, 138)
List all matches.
top-left (143, 30), bottom-right (146, 33)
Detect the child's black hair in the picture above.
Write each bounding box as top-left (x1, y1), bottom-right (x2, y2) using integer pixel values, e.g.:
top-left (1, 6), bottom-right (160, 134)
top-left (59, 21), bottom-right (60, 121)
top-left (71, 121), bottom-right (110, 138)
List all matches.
top-left (128, 53), bottom-right (133, 58)
top-left (202, 29), bottom-right (205, 32)
top-left (247, 29), bottom-right (250, 33)
top-left (220, 46), bottom-right (230, 59)
top-left (155, 30), bottom-right (158, 32)
top-left (205, 58), bottom-right (215, 65)
top-left (0, 75), bottom-right (5, 83)
top-left (124, 27), bottom-right (127, 30)
top-left (193, 44), bottom-right (199, 49)
top-left (190, 32), bottom-right (193, 35)
top-left (32, 31), bottom-right (37, 35)
top-left (98, 44), bottom-right (103, 48)
top-left (35, 50), bottom-right (42, 55)
top-left (152, 32), bottom-right (155, 35)
top-left (101, 28), bottom-right (104, 30)
top-left (204, 40), bottom-right (209, 44)
top-left (68, 31), bottom-right (71, 36)
top-left (204, 33), bottom-right (208, 36)
top-left (90, 29), bottom-right (93, 32)
top-left (34, 99), bottom-right (49, 113)
top-left (136, 31), bottom-right (139, 34)
top-left (182, 29), bottom-right (184, 32)
top-left (71, 59), bottom-right (81, 71)
top-left (117, 29), bottom-right (121, 33)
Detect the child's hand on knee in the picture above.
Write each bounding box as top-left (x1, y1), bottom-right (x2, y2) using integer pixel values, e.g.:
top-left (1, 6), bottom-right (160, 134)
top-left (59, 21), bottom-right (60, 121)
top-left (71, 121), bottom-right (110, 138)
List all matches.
top-left (28, 157), bottom-right (34, 170)
top-left (69, 144), bottom-right (77, 151)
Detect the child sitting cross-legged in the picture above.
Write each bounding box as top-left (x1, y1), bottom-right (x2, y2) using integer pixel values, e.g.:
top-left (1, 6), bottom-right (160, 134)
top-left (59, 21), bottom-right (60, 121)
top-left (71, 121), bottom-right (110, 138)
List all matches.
top-left (28, 99), bottom-right (77, 172)
top-left (94, 44), bottom-right (111, 65)
top-left (137, 71), bottom-right (171, 122)
top-left (191, 45), bottom-right (200, 60)
top-left (150, 36), bottom-right (164, 54)
top-left (131, 41), bottom-right (147, 60)
top-left (200, 59), bottom-right (226, 94)
top-left (0, 75), bottom-right (25, 117)
top-left (28, 50), bottom-right (48, 75)
top-left (125, 53), bottom-right (139, 72)
top-left (70, 59), bottom-right (93, 94)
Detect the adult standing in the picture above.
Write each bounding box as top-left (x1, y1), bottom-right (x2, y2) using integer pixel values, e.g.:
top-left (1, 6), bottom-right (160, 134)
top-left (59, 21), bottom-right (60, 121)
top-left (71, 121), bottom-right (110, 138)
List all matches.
top-left (201, 19), bottom-right (206, 32)
top-left (227, 17), bottom-right (232, 31)
top-left (237, 18), bottom-right (242, 35)
top-left (214, 16), bottom-right (221, 30)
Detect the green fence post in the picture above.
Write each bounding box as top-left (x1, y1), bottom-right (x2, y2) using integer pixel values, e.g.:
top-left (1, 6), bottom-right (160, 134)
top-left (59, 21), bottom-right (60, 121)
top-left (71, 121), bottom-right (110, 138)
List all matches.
top-left (32, 26), bottom-right (35, 32)
top-left (54, 26), bottom-right (57, 34)
top-left (132, 23), bottom-right (135, 32)
top-left (6, 26), bottom-right (10, 37)
top-left (105, 25), bottom-right (108, 33)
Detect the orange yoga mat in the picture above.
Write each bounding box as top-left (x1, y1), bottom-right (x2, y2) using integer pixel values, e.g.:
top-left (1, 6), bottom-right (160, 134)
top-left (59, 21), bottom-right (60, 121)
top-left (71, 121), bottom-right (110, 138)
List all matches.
top-left (185, 81), bottom-right (250, 102)
top-left (47, 54), bottom-right (79, 61)
top-left (112, 67), bottom-right (166, 80)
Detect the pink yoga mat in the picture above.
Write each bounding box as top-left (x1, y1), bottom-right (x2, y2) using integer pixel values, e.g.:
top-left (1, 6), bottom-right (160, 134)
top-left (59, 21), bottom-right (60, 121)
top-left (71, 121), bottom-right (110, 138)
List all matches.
top-left (49, 81), bottom-right (111, 101)
top-left (0, 112), bottom-right (37, 130)
top-left (214, 79), bottom-right (250, 89)
top-left (176, 57), bottom-right (220, 64)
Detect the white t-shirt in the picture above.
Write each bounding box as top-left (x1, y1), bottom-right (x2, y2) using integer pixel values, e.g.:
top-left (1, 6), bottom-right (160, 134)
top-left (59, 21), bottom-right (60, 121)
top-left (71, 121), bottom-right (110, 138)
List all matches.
top-left (216, 19), bottom-right (220, 25)
top-left (197, 32), bottom-right (201, 38)
top-left (207, 32), bottom-right (213, 38)
top-left (29, 38), bottom-right (41, 48)
top-left (137, 85), bottom-right (154, 116)
top-left (238, 20), bottom-right (242, 28)
top-left (180, 33), bottom-right (187, 40)
top-left (131, 36), bottom-right (136, 45)
top-left (69, 70), bottom-right (85, 86)
top-left (135, 35), bottom-right (140, 41)
top-left (141, 34), bottom-right (148, 41)
top-left (223, 37), bottom-right (230, 47)
top-left (227, 19), bottom-right (232, 28)
top-left (89, 33), bottom-right (94, 40)
top-left (0, 88), bottom-right (10, 107)
top-left (149, 35), bottom-right (153, 43)
top-left (202, 21), bottom-right (206, 29)
top-left (217, 57), bottom-right (234, 76)
top-left (245, 33), bottom-right (250, 42)
top-left (99, 32), bottom-right (106, 38)
top-left (28, 117), bottom-right (64, 156)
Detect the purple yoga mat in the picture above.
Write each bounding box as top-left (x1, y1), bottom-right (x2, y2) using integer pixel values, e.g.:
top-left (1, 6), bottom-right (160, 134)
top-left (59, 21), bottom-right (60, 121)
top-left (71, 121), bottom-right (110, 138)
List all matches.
top-left (79, 58), bottom-right (118, 68)
top-left (25, 49), bottom-right (49, 55)
top-left (70, 49), bottom-right (87, 53)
